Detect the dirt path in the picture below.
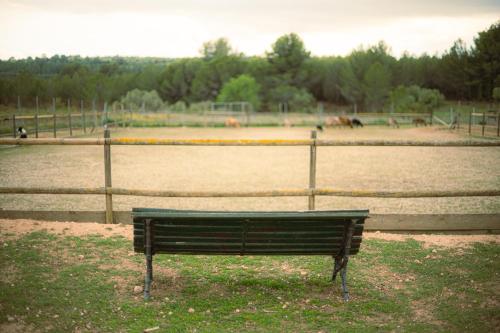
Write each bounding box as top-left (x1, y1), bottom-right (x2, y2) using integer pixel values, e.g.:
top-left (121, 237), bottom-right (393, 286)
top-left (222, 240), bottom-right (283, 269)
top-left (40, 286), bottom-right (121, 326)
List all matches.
top-left (1, 219), bottom-right (499, 248)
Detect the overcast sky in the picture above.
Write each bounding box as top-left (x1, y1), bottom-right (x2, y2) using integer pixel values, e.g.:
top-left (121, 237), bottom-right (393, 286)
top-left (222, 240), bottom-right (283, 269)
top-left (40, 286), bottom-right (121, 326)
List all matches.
top-left (0, 0), bottom-right (498, 59)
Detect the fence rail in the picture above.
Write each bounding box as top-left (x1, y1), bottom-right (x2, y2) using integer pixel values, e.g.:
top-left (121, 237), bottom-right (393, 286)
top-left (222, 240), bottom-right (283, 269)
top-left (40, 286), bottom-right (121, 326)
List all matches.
top-left (0, 186), bottom-right (499, 198)
top-left (1, 130), bottom-right (499, 224)
top-left (1, 138), bottom-right (500, 146)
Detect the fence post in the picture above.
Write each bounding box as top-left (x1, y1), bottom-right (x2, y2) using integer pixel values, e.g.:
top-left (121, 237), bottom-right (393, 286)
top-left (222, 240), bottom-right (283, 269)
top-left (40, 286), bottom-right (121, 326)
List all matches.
top-left (104, 127), bottom-right (113, 224)
top-left (430, 110), bottom-right (433, 126)
top-left (68, 99), bottom-right (72, 137)
top-left (92, 99), bottom-right (97, 131)
top-left (103, 102), bottom-right (108, 126)
top-left (81, 100), bottom-right (86, 133)
top-left (12, 114), bottom-right (16, 138)
top-left (308, 130), bottom-right (317, 210)
top-left (245, 104), bottom-right (250, 127)
top-left (15, 96), bottom-right (19, 137)
top-left (35, 96), bottom-right (39, 138)
top-left (468, 110), bottom-right (472, 135)
top-left (482, 112), bottom-right (486, 136)
top-left (457, 112), bottom-right (460, 130)
top-left (53, 98), bottom-right (57, 138)
top-left (497, 112), bottom-right (500, 137)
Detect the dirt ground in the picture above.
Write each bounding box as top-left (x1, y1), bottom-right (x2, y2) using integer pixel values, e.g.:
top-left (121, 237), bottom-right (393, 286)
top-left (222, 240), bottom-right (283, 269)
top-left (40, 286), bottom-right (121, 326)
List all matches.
top-left (0, 126), bottom-right (499, 213)
top-left (1, 218), bottom-right (499, 249)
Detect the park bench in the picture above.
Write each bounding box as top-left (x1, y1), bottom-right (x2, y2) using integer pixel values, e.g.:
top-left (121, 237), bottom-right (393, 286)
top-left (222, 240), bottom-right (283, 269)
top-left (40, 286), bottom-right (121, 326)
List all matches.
top-left (133, 208), bottom-right (369, 301)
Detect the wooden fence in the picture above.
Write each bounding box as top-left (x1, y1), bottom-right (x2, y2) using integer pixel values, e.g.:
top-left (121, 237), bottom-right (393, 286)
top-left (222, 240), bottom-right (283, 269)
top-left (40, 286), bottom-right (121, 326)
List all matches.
top-left (6, 111), bottom-right (98, 138)
top-left (3, 108), bottom-right (435, 135)
top-left (467, 111), bottom-right (500, 137)
top-left (0, 130), bottom-right (499, 228)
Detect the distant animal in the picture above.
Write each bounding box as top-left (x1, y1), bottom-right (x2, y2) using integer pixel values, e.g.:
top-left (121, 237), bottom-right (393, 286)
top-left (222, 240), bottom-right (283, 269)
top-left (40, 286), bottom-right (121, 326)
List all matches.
top-left (325, 116), bottom-right (338, 127)
top-left (17, 127), bottom-right (27, 138)
top-left (412, 118), bottom-right (427, 126)
top-left (339, 116), bottom-right (353, 128)
top-left (316, 125), bottom-right (324, 132)
top-left (325, 116), bottom-right (353, 128)
top-left (224, 117), bottom-right (240, 128)
top-left (388, 117), bottom-right (399, 128)
top-left (351, 118), bottom-right (363, 127)
top-left (283, 119), bottom-right (292, 127)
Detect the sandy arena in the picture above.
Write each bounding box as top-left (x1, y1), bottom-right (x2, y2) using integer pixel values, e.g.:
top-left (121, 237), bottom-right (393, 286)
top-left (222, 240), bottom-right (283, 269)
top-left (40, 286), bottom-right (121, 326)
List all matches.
top-left (0, 126), bottom-right (499, 214)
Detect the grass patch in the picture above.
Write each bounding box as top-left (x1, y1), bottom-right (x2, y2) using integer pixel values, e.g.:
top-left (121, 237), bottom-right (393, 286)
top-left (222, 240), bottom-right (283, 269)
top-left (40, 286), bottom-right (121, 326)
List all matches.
top-left (0, 232), bottom-right (498, 332)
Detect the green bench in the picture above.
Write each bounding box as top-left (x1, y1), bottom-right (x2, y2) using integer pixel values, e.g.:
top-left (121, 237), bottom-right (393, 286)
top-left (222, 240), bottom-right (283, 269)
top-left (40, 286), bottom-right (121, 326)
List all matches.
top-left (133, 208), bottom-right (369, 301)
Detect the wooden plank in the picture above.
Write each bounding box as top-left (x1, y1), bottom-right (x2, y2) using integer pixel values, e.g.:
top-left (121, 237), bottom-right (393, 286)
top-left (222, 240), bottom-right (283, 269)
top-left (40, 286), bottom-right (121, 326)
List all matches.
top-left (104, 128), bottom-right (113, 224)
top-left (1, 137), bottom-right (500, 146)
top-left (367, 214), bottom-right (500, 231)
top-left (140, 236), bottom-right (358, 244)
top-left (308, 130), bottom-right (317, 210)
top-left (148, 220), bottom-right (353, 228)
top-left (133, 209), bottom-right (369, 219)
top-left (133, 248), bottom-right (359, 256)
top-left (1, 186), bottom-right (499, 198)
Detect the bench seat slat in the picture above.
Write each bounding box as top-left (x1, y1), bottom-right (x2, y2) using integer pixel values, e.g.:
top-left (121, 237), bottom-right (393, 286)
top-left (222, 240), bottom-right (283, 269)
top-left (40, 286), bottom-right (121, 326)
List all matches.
top-left (135, 219), bottom-right (362, 227)
top-left (136, 241), bottom-right (361, 248)
top-left (132, 209), bottom-right (368, 218)
top-left (135, 248), bottom-right (359, 256)
top-left (134, 236), bottom-right (361, 244)
top-left (142, 224), bottom-right (356, 231)
top-left (133, 248), bottom-right (359, 256)
top-left (134, 229), bottom-right (363, 237)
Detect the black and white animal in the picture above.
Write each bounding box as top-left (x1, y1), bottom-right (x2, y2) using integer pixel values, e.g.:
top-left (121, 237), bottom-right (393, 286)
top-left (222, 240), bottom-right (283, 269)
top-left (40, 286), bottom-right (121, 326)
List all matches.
top-left (351, 118), bottom-right (363, 127)
top-left (316, 125), bottom-right (324, 132)
top-left (17, 127), bottom-right (27, 138)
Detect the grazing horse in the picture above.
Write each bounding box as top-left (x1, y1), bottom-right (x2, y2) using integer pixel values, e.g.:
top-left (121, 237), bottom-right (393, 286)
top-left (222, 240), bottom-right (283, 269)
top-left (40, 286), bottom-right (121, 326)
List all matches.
top-left (412, 118), bottom-right (427, 126)
top-left (351, 118), bottom-right (363, 127)
top-left (17, 127), bottom-right (27, 138)
top-left (325, 116), bottom-right (353, 128)
top-left (388, 117), bottom-right (399, 128)
top-left (325, 116), bottom-right (339, 127)
top-left (225, 117), bottom-right (240, 128)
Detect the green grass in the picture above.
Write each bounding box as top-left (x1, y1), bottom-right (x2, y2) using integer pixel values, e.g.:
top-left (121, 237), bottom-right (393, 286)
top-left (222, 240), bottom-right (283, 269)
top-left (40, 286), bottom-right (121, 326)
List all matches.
top-left (1, 232), bottom-right (498, 332)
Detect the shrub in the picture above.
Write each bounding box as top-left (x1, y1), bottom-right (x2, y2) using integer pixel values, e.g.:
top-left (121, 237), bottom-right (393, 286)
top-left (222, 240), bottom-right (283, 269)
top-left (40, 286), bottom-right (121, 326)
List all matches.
top-left (390, 85), bottom-right (444, 113)
top-left (120, 89), bottom-right (164, 112)
top-left (217, 74), bottom-right (261, 111)
top-left (268, 85), bottom-right (315, 112)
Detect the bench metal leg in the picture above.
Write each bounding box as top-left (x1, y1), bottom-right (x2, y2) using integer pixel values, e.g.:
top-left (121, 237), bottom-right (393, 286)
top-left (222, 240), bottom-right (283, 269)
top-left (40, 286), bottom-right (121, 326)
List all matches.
top-left (341, 262), bottom-right (349, 301)
top-left (144, 252), bottom-right (153, 300)
top-left (332, 256), bottom-right (341, 281)
top-left (332, 255), bottom-right (350, 301)
top-left (144, 219), bottom-right (153, 300)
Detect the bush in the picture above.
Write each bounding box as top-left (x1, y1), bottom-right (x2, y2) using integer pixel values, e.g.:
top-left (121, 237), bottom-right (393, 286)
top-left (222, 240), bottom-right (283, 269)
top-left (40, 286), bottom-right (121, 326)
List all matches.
top-left (390, 85), bottom-right (444, 113)
top-left (188, 101), bottom-right (211, 112)
top-left (493, 87), bottom-right (500, 101)
top-left (217, 74), bottom-right (261, 111)
top-left (268, 85), bottom-right (315, 112)
top-left (120, 89), bottom-right (164, 112)
top-left (168, 101), bottom-right (187, 112)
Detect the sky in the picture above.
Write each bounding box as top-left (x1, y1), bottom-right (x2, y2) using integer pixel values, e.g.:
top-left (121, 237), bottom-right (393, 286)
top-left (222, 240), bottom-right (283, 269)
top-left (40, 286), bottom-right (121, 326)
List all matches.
top-left (0, 0), bottom-right (498, 60)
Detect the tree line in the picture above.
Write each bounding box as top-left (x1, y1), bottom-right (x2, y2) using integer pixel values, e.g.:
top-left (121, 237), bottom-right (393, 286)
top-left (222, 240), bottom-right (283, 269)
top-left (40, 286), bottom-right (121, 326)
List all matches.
top-left (0, 21), bottom-right (498, 112)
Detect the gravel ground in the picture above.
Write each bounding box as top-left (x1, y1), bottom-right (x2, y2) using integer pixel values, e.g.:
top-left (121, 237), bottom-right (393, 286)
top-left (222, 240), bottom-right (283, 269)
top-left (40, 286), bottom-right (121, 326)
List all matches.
top-left (0, 126), bottom-right (499, 213)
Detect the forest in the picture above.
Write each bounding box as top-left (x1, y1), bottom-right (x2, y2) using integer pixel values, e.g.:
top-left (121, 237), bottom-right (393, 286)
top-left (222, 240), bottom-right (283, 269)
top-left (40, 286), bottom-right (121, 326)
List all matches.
top-left (0, 21), bottom-right (498, 112)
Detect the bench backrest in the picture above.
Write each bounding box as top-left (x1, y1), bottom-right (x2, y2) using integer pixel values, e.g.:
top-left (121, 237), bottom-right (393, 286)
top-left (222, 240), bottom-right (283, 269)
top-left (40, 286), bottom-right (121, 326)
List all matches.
top-left (133, 208), bottom-right (369, 256)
